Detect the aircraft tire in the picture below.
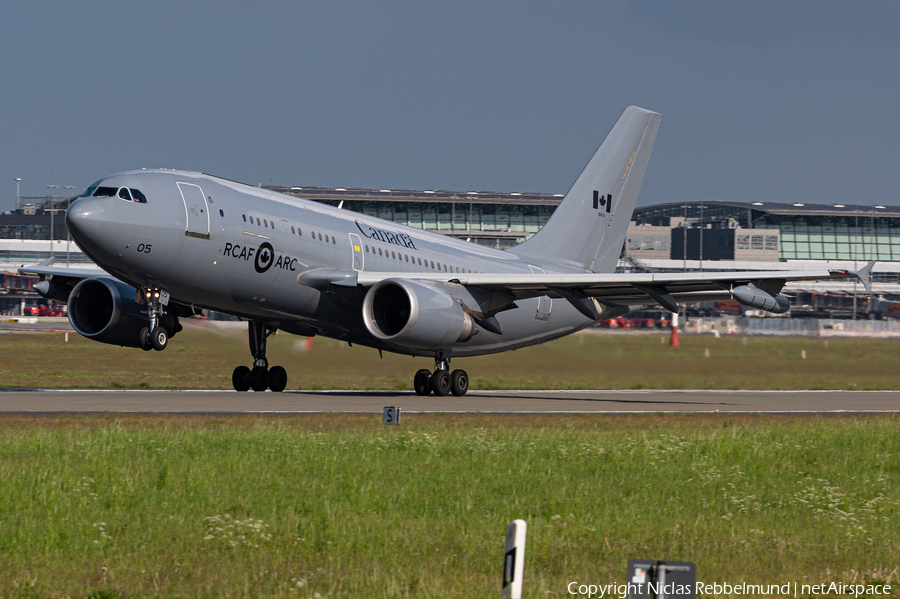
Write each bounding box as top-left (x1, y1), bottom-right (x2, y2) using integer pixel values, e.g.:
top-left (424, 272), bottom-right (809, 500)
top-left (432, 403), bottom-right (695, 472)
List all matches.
top-left (413, 369), bottom-right (432, 396)
top-left (431, 370), bottom-right (451, 396)
top-left (151, 328), bottom-right (168, 351)
top-left (450, 369), bottom-right (469, 396)
top-left (268, 366), bottom-right (287, 392)
top-left (232, 366), bottom-right (251, 392)
top-left (249, 366), bottom-right (269, 392)
top-left (139, 327), bottom-right (152, 351)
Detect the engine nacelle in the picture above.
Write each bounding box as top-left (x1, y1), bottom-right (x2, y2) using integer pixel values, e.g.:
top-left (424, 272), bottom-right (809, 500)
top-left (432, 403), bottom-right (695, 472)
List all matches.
top-left (732, 283), bottom-right (791, 314)
top-left (67, 278), bottom-right (178, 348)
top-left (362, 278), bottom-right (475, 351)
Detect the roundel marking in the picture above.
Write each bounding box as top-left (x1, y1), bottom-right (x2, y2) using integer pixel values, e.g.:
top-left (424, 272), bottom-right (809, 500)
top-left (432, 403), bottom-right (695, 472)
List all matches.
top-left (255, 242), bottom-right (275, 273)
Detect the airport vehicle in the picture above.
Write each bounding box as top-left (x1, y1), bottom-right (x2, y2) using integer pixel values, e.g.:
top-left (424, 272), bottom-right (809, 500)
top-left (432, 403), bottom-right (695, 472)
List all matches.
top-left (22, 303), bottom-right (66, 317)
top-left (20, 106), bottom-right (872, 394)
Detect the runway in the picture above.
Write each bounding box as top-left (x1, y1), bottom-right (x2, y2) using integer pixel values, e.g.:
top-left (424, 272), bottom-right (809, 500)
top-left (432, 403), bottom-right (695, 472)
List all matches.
top-left (1, 388), bottom-right (900, 414)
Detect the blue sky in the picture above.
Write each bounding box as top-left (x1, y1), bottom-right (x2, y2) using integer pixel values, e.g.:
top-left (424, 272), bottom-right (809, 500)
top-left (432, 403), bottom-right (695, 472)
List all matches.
top-left (2, 1), bottom-right (898, 212)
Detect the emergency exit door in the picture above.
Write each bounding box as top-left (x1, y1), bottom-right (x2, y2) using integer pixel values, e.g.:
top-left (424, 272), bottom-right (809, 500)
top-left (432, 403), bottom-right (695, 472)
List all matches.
top-left (349, 233), bottom-right (364, 271)
top-left (529, 265), bottom-right (552, 321)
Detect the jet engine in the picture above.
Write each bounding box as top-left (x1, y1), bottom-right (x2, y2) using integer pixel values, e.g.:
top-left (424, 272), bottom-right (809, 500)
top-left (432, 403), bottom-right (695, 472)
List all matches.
top-left (362, 278), bottom-right (475, 351)
top-left (67, 278), bottom-right (179, 348)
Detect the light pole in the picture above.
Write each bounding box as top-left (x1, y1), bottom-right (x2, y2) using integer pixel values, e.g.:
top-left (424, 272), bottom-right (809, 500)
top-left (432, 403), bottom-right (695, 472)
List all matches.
top-left (65, 176), bottom-right (75, 267)
top-left (698, 195), bottom-right (704, 273)
top-left (47, 174), bottom-right (58, 258)
top-left (681, 197), bottom-right (688, 273)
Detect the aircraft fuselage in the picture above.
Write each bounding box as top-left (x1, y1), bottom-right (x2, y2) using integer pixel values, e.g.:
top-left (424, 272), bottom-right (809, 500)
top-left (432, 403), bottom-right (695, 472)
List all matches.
top-left (66, 170), bottom-right (593, 357)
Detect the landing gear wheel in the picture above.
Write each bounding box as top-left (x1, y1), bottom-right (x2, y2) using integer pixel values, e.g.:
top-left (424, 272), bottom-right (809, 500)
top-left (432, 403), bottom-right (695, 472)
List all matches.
top-left (431, 370), bottom-right (451, 396)
top-left (450, 369), bottom-right (469, 396)
top-left (414, 369), bottom-right (432, 396)
top-left (268, 366), bottom-right (287, 392)
top-left (150, 328), bottom-right (168, 351)
top-left (249, 366), bottom-right (269, 392)
top-left (139, 327), bottom-right (152, 351)
top-left (232, 366), bottom-right (251, 392)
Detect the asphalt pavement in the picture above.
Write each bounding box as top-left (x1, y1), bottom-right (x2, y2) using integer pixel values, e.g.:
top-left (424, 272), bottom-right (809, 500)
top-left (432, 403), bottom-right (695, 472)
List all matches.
top-left (1, 388), bottom-right (898, 414)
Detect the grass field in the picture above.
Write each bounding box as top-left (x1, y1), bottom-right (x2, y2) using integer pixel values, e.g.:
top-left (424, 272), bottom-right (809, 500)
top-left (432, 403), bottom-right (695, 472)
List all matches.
top-left (0, 414), bottom-right (897, 598)
top-left (2, 322), bottom-right (900, 390)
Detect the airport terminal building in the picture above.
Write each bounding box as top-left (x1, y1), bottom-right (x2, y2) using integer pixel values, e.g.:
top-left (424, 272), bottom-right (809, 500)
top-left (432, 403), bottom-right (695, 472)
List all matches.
top-left (2, 186), bottom-right (899, 314)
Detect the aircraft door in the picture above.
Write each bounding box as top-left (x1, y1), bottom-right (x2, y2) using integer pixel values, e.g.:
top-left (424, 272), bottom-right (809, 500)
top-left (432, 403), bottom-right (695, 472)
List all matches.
top-left (177, 182), bottom-right (210, 239)
top-left (529, 265), bottom-right (552, 321)
top-left (349, 233), bottom-right (364, 271)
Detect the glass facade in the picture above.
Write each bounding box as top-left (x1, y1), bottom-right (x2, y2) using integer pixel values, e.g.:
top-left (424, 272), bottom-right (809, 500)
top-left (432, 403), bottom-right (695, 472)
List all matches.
top-left (759, 215), bottom-right (900, 261)
top-left (0, 250), bottom-right (92, 263)
top-left (634, 203), bottom-right (900, 262)
top-left (335, 200), bottom-right (554, 238)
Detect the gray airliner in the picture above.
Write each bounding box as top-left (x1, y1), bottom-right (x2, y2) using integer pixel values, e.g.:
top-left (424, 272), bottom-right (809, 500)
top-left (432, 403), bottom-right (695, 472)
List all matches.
top-left (22, 106), bottom-right (871, 395)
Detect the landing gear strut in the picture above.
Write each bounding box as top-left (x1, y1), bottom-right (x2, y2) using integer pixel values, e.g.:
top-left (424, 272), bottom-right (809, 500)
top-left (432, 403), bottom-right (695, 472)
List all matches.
top-left (413, 351), bottom-right (468, 397)
top-left (232, 321), bottom-right (288, 392)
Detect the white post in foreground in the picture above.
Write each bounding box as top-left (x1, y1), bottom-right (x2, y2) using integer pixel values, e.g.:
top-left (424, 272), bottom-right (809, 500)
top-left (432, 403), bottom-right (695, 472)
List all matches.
top-left (502, 519), bottom-right (526, 599)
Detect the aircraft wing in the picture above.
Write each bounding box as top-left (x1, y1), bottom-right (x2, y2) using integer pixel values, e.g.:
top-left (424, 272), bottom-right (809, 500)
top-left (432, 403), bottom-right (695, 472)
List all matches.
top-left (17, 261), bottom-right (115, 304)
top-left (348, 262), bottom-right (875, 319)
top-left (18, 263), bottom-right (110, 281)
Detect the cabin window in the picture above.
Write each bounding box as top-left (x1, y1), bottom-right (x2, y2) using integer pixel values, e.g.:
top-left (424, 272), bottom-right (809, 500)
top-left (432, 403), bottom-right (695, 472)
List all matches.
top-left (219, 209), bottom-right (224, 217)
top-left (318, 233), bottom-right (322, 241)
top-left (365, 245), bottom-right (369, 252)
top-left (263, 219), bottom-right (268, 227)
top-left (118, 188), bottom-right (133, 201)
top-left (430, 261), bottom-right (434, 268)
top-left (256, 218), bottom-right (261, 226)
top-left (130, 189), bottom-right (148, 203)
top-left (242, 215), bottom-right (247, 222)
top-left (291, 226), bottom-right (295, 234)
top-left (332, 236), bottom-right (336, 244)
top-left (271, 221), bottom-right (275, 229)
top-left (378, 248), bottom-right (383, 256)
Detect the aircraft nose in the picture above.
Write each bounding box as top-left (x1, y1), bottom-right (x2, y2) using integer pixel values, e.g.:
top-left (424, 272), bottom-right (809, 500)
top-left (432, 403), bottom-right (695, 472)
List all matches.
top-left (66, 198), bottom-right (107, 251)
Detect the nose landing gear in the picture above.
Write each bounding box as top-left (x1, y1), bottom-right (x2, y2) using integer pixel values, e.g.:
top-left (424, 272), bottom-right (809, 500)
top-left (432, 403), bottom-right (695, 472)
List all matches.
top-left (413, 352), bottom-right (468, 397)
top-left (137, 286), bottom-right (180, 351)
top-left (232, 321), bottom-right (288, 392)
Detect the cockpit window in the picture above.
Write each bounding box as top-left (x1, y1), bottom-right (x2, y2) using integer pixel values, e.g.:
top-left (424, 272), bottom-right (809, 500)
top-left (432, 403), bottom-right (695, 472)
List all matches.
top-left (82, 179), bottom-right (103, 197)
top-left (92, 186), bottom-right (119, 197)
top-left (118, 188), bottom-right (133, 201)
top-left (130, 188), bottom-right (147, 203)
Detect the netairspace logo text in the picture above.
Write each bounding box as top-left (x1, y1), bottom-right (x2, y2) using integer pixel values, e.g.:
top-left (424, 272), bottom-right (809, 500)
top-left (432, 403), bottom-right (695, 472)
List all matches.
top-left (567, 581), bottom-right (893, 598)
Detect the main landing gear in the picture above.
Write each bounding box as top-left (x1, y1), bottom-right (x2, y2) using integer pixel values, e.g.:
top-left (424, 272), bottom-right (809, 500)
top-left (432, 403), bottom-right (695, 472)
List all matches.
top-left (232, 321), bottom-right (288, 392)
top-left (413, 353), bottom-right (468, 397)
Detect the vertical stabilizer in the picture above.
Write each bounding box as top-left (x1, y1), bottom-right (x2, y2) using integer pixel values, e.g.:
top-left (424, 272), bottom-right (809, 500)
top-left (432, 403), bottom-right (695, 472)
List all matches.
top-left (509, 106), bottom-right (662, 272)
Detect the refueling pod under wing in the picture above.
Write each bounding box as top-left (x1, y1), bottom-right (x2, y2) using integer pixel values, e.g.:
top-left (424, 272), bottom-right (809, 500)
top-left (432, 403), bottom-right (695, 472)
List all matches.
top-left (732, 283), bottom-right (791, 314)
